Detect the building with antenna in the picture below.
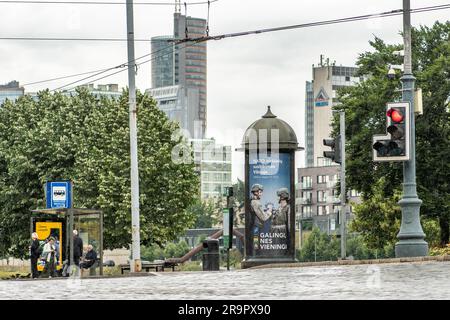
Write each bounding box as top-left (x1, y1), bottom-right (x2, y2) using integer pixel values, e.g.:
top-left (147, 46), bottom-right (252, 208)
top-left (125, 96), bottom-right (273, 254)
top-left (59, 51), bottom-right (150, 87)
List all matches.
top-left (149, 5), bottom-right (208, 139)
top-left (306, 55), bottom-right (360, 167)
top-left (297, 56), bottom-right (362, 236)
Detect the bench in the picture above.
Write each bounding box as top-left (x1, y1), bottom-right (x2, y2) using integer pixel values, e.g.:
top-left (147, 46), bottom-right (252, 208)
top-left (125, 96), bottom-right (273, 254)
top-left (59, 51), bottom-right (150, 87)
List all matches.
top-left (119, 261), bottom-right (178, 274)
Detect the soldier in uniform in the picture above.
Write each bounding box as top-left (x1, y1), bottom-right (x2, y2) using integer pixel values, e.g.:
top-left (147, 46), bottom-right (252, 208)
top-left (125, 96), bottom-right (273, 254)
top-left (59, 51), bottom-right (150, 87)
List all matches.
top-left (271, 188), bottom-right (291, 251)
top-left (249, 184), bottom-right (272, 251)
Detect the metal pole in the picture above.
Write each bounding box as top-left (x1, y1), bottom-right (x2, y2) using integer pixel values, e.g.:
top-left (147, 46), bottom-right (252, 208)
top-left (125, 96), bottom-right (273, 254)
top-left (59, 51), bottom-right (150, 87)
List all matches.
top-left (314, 234), bottom-right (317, 262)
top-left (395, 0), bottom-right (428, 257)
top-left (227, 248), bottom-right (230, 271)
top-left (299, 219), bottom-right (302, 249)
top-left (340, 111), bottom-right (346, 259)
top-left (126, 0), bottom-right (141, 272)
top-left (69, 208), bottom-right (74, 268)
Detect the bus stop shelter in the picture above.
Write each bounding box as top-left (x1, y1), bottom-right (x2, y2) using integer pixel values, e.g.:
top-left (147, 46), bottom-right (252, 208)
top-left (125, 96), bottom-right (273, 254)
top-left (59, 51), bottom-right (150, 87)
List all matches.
top-left (30, 208), bottom-right (104, 276)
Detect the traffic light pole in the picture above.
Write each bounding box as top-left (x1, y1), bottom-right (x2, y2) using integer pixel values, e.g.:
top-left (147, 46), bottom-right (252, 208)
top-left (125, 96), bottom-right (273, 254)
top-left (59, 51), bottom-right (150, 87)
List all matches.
top-left (395, 0), bottom-right (428, 257)
top-left (339, 111), bottom-right (346, 260)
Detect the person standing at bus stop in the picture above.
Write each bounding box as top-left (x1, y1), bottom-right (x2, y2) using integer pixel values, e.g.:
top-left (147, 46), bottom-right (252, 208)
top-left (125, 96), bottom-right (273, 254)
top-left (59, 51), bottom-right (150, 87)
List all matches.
top-left (73, 230), bottom-right (83, 267)
top-left (30, 232), bottom-right (40, 279)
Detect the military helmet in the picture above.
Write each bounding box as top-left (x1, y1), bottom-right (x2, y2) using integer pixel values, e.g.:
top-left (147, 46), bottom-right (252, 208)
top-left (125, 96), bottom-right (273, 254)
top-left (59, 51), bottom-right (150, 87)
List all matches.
top-left (277, 188), bottom-right (290, 200)
top-left (251, 184), bottom-right (264, 193)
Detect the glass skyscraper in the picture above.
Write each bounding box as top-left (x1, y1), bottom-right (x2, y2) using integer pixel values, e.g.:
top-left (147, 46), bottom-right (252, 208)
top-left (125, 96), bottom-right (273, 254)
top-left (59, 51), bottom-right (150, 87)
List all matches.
top-left (151, 13), bottom-right (207, 139)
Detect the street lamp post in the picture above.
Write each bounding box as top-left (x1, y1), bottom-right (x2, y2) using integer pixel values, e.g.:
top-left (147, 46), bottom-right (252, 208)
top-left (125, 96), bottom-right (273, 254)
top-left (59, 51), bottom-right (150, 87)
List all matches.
top-left (126, 0), bottom-right (142, 272)
top-left (395, 0), bottom-right (428, 257)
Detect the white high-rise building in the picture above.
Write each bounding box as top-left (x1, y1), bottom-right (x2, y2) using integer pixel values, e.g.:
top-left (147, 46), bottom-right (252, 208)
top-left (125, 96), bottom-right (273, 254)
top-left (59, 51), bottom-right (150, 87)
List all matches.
top-left (305, 56), bottom-right (362, 167)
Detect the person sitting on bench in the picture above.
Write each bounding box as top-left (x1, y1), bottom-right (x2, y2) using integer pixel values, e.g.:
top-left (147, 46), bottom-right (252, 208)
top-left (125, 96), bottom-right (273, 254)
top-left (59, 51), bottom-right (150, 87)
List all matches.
top-left (80, 245), bottom-right (97, 269)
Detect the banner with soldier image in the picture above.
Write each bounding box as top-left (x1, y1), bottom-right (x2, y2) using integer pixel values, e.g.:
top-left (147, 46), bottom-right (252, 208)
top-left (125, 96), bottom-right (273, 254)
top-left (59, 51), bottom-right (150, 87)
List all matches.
top-left (248, 152), bottom-right (291, 258)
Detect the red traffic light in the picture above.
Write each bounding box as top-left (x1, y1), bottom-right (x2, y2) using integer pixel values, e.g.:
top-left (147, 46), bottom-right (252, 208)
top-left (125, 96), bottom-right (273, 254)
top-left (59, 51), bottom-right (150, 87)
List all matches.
top-left (387, 108), bottom-right (404, 123)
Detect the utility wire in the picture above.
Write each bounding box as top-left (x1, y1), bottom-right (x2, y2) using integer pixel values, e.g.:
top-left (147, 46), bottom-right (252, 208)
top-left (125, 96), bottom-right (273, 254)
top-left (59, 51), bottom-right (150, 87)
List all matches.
top-left (59, 41), bottom-right (191, 92)
top-left (26, 4), bottom-right (450, 90)
top-left (3, 4), bottom-right (448, 43)
top-left (172, 4), bottom-right (450, 44)
top-left (0, 37), bottom-right (153, 41)
top-left (51, 40), bottom-right (177, 91)
top-left (22, 67), bottom-right (115, 86)
top-left (0, 0), bottom-right (218, 5)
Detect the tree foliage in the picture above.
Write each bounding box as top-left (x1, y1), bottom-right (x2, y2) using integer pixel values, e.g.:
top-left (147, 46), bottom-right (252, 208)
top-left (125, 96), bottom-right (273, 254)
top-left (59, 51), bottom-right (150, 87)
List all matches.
top-left (187, 199), bottom-right (218, 229)
top-left (332, 22), bottom-right (450, 246)
top-left (0, 88), bottom-right (199, 258)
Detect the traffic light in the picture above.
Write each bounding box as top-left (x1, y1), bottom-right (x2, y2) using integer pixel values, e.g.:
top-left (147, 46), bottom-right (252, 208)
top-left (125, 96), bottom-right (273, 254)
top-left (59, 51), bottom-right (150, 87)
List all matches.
top-left (323, 135), bottom-right (341, 164)
top-left (224, 186), bottom-right (234, 197)
top-left (372, 102), bottom-right (410, 161)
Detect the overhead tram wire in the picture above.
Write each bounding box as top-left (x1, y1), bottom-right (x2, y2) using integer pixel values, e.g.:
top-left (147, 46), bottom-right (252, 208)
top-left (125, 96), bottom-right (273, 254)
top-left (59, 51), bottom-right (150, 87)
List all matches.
top-left (22, 67), bottom-right (116, 86)
top-left (171, 4), bottom-right (450, 44)
top-left (0, 0), bottom-right (218, 5)
top-left (4, 4), bottom-right (449, 43)
top-left (0, 37), bottom-right (153, 41)
top-left (52, 40), bottom-right (193, 92)
top-left (51, 40), bottom-right (177, 91)
top-left (24, 3), bottom-right (450, 90)
top-left (59, 41), bottom-right (192, 92)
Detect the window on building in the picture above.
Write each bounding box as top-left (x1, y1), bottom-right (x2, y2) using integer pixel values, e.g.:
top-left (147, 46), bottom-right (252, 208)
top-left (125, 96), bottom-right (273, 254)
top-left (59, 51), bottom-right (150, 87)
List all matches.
top-left (301, 191), bottom-right (312, 204)
top-left (317, 191), bottom-right (327, 203)
top-left (333, 205), bottom-right (340, 214)
top-left (302, 206), bottom-right (312, 218)
top-left (317, 175), bottom-right (328, 184)
top-left (317, 205), bottom-right (330, 216)
top-left (301, 176), bottom-right (312, 189)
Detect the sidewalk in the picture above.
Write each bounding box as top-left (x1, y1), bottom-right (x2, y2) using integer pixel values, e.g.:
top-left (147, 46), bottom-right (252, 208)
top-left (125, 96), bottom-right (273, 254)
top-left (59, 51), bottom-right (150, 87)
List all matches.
top-left (250, 255), bottom-right (450, 269)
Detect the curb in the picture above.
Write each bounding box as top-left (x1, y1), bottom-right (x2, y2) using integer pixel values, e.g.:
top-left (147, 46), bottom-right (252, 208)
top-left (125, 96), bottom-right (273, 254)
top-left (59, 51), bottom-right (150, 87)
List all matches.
top-left (249, 255), bottom-right (450, 269)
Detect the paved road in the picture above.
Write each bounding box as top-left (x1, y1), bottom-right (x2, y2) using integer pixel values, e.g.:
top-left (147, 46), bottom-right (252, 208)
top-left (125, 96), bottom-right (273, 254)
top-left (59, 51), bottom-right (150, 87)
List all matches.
top-left (1, 261), bottom-right (449, 299)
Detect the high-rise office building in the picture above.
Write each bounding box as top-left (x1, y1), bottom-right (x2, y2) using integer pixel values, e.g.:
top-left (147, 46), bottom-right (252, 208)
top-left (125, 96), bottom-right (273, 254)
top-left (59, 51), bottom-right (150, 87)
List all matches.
top-left (146, 85), bottom-right (201, 138)
top-left (151, 36), bottom-right (175, 88)
top-left (0, 81), bottom-right (24, 105)
top-left (150, 12), bottom-right (207, 139)
top-left (305, 57), bottom-right (361, 167)
top-left (299, 57), bottom-right (363, 236)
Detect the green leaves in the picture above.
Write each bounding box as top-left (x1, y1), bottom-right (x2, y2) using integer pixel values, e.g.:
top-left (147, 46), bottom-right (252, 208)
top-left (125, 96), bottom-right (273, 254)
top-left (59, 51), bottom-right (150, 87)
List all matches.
top-left (0, 88), bottom-right (199, 258)
top-left (335, 21), bottom-right (450, 247)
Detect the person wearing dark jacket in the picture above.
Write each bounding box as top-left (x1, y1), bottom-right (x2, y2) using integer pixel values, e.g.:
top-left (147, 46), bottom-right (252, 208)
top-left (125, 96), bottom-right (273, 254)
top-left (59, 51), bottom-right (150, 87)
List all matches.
top-left (80, 245), bottom-right (97, 269)
top-left (30, 232), bottom-right (40, 279)
top-left (73, 230), bottom-right (83, 266)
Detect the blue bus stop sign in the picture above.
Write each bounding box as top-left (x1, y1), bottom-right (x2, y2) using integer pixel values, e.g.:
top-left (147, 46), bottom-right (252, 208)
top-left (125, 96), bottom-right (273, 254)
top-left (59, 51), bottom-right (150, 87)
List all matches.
top-left (46, 181), bottom-right (72, 209)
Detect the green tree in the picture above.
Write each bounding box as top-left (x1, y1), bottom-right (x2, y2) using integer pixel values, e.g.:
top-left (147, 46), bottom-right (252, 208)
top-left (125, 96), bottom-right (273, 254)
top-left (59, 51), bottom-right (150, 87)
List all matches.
top-left (349, 178), bottom-right (402, 250)
top-left (232, 178), bottom-right (245, 205)
top-left (333, 22), bottom-right (450, 246)
top-left (298, 227), bottom-right (340, 262)
top-left (187, 200), bottom-right (217, 228)
top-left (0, 88), bottom-right (199, 258)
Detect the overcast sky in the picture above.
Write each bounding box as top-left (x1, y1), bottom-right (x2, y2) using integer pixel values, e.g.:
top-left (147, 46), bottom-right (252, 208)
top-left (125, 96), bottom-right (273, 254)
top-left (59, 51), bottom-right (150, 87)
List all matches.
top-left (1, 0), bottom-right (448, 181)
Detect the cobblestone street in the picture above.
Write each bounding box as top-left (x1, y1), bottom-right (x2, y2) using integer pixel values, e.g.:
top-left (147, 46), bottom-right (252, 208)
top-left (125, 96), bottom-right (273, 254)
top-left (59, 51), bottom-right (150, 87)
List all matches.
top-left (1, 261), bottom-right (449, 300)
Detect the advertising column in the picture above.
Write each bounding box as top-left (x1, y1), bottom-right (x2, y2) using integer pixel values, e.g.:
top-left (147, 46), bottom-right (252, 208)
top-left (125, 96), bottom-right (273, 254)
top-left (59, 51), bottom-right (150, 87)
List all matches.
top-left (248, 152), bottom-right (292, 258)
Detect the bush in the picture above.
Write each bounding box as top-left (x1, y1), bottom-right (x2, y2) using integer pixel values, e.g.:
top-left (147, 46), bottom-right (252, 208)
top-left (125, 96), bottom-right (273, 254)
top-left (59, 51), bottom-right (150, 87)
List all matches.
top-left (179, 261), bottom-right (202, 272)
top-left (429, 245), bottom-right (450, 256)
top-left (220, 248), bottom-right (242, 269)
top-left (141, 240), bottom-right (190, 262)
top-left (297, 228), bottom-right (396, 262)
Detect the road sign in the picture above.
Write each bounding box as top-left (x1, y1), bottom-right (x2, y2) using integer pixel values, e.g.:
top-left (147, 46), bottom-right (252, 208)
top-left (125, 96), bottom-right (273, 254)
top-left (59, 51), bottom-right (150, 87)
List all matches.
top-left (46, 181), bottom-right (72, 209)
top-left (223, 208), bottom-right (230, 248)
